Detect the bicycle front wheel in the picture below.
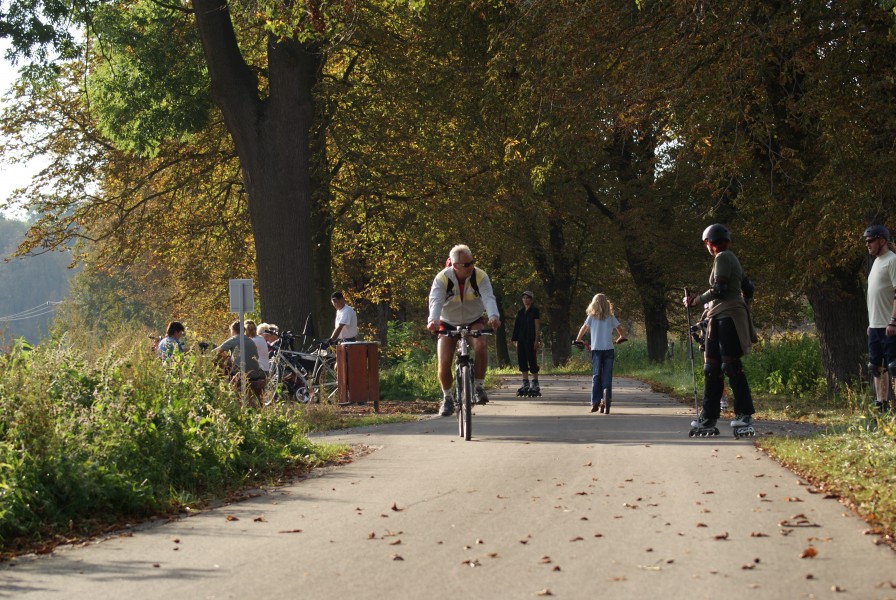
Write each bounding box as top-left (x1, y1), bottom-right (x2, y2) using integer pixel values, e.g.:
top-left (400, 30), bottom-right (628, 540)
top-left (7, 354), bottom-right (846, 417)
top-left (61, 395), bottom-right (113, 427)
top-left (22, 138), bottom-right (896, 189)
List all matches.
top-left (461, 364), bottom-right (473, 441)
top-left (314, 360), bottom-right (339, 404)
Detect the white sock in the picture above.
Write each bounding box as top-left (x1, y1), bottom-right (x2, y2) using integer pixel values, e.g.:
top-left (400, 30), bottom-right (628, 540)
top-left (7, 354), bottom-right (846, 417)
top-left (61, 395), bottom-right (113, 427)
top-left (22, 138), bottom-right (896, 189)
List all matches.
top-left (442, 386), bottom-right (454, 399)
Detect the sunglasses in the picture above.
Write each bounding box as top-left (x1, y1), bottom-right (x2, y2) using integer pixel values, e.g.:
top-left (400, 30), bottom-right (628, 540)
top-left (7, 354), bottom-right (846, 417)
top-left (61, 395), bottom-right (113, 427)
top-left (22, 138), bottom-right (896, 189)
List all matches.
top-left (865, 237), bottom-right (880, 244)
top-left (454, 260), bottom-right (475, 268)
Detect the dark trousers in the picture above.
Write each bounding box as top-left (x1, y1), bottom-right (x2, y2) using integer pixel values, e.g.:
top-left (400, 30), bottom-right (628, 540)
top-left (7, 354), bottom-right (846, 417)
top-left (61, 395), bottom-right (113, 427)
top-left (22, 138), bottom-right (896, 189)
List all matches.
top-left (702, 316), bottom-right (754, 419)
top-left (517, 340), bottom-right (540, 374)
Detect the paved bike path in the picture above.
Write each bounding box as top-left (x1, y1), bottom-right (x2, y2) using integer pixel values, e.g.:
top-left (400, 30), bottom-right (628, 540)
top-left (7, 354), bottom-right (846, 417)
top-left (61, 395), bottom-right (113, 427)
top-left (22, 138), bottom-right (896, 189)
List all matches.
top-left (3, 376), bottom-right (895, 599)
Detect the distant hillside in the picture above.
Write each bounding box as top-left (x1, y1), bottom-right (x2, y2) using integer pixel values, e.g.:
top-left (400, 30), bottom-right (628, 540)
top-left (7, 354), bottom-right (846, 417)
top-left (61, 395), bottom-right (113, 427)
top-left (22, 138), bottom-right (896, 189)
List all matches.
top-left (0, 217), bottom-right (75, 346)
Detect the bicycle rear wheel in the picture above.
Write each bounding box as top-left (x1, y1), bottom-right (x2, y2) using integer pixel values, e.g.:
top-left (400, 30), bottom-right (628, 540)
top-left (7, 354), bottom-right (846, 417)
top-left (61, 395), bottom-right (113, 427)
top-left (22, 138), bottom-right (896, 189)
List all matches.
top-left (314, 360), bottom-right (339, 404)
top-left (461, 364), bottom-right (473, 441)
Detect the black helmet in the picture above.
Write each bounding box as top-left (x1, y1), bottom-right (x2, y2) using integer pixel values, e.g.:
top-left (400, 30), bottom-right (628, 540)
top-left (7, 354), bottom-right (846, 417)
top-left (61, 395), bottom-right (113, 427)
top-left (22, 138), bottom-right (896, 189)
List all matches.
top-left (863, 224), bottom-right (891, 241)
top-left (702, 224), bottom-right (730, 243)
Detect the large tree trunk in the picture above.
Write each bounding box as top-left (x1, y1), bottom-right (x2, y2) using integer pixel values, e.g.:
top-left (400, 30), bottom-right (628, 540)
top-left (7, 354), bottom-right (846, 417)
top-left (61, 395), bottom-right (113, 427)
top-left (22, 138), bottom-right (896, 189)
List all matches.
top-left (193, 0), bottom-right (320, 334)
top-left (806, 264), bottom-right (868, 393)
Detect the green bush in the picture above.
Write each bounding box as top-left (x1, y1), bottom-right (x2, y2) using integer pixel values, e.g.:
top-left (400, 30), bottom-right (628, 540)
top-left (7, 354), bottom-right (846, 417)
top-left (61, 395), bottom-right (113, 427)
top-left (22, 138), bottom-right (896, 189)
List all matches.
top-left (0, 333), bottom-right (338, 549)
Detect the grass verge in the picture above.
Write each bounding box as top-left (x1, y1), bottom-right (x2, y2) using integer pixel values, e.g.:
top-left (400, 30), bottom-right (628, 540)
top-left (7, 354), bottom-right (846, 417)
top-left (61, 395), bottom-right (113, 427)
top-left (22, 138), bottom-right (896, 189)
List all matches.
top-left (0, 333), bottom-right (345, 558)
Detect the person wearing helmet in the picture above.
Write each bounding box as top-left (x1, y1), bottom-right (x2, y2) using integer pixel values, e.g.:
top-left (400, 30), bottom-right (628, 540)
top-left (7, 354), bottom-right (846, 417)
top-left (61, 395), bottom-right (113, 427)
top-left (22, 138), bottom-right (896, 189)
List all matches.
top-left (863, 224), bottom-right (896, 411)
top-left (684, 224), bottom-right (758, 435)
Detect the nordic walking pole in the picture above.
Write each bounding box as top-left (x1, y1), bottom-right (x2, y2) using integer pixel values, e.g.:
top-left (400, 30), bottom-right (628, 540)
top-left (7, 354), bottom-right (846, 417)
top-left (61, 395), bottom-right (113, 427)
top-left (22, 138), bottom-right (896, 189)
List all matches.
top-left (684, 287), bottom-right (700, 414)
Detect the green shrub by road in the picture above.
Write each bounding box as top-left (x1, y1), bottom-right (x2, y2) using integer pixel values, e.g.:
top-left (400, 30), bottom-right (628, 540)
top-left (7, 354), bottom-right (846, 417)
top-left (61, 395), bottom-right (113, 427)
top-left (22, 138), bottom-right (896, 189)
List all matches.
top-left (0, 334), bottom-right (342, 556)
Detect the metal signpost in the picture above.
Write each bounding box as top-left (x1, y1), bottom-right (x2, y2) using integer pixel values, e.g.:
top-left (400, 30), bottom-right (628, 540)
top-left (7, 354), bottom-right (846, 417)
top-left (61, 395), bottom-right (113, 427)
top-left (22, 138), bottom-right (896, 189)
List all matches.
top-left (228, 279), bottom-right (254, 397)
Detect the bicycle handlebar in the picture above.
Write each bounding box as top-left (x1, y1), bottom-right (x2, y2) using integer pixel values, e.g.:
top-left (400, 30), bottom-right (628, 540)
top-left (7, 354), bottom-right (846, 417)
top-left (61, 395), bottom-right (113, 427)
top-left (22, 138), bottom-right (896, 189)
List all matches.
top-left (438, 326), bottom-right (494, 337)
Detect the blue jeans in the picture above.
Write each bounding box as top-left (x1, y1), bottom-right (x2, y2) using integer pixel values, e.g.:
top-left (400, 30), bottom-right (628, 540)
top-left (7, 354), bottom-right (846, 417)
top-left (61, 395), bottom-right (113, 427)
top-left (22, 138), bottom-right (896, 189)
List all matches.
top-left (590, 349), bottom-right (615, 405)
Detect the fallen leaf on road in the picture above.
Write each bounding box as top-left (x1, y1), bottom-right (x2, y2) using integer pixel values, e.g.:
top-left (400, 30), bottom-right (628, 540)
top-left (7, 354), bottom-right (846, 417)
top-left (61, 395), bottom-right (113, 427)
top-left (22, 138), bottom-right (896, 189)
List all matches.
top-left (253, 516), bottom-right (266, 522)
top-left (779, 515), bottom-right (819, 528)
top-left (392, 554), bottom-right (404, 561)
top-left (750, 532), bottom-right (769, 537)
top-left (570, 536), bottom-right (584, 542)
top-left (806, 574), bottom-right (815, 579)
top-left (702, 491), bottom-right (715, 495)
top-left (462, 559), bottom-right (481, 567)
top-left (800, 547), bottom-right (818, 559)
top-left (225, 515), bottom-right (238, 521)
top-left (696, 523), bottom-right (708, 528)
top-left (539, 556), bottom-right (552, 564)
top-left (368, 532), bottom-right (376, 539)
top-left (785, 497), bottom-right (803, 502)
top-left (487, 552), bottom-right (499, 558)
top-left (874, 581), bottom-right (896, 589)
top-left (831, 585), bottom-right (845, 592)
top-left (757, 492), bottom-right (767, 498)
top-left (520, 539), bottom-right (529, 544)
top-left (714, 532), bottom-right (729, 540)
top-left (580, 516), bottom-right (589, 521)
top-left (389, 539), bottom-right (401, 546)
top-left (278, 529), bottom-right (303, 534)
top-left (584, 461), bottom-right (592, 466)
top-left (594, 533), bottom-right (604, 537)
top-left (553, 566), bottom-right (561, 572)
top-left (391, 503), bottom-right (403, 512)
top-left (575, 491), bottom-right (588, 496)
top-left (153, 564), bottom-right (160, 568)
top-left (741, 564), bottom-right (755, 570)
top-left (535, 590), bottom-right (553, 597)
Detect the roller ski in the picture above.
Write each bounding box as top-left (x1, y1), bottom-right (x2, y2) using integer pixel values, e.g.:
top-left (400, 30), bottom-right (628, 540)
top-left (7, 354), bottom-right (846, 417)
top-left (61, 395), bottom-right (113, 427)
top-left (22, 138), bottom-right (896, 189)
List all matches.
top-left (688, 413), bottom-right (720, 438)
top-left (731, 414), bottom-right (756, 439)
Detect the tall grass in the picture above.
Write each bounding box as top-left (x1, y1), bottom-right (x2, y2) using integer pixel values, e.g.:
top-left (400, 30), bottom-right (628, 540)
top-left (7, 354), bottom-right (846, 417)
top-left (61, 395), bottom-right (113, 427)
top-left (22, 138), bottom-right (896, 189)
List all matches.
top-left (0, 333), bottom-right (340, 552)
top-left (612, 333), bottom-right (835, 419)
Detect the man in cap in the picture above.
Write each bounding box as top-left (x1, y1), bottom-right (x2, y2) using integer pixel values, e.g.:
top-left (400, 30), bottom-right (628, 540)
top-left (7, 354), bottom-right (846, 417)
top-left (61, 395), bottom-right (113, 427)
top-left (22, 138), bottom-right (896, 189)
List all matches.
top-left (863, 224), bottom-right (896, 410)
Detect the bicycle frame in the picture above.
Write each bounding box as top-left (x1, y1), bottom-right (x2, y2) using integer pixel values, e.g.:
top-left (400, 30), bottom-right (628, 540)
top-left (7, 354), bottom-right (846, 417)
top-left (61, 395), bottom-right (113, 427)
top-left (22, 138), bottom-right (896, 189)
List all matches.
top-left (440, 325), bottom-right (492, 441)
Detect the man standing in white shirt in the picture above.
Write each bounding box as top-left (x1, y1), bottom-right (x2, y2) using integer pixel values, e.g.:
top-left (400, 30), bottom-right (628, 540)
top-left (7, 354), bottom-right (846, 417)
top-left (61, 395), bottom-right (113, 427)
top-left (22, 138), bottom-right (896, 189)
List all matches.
top-left (863, 225), bottom-right (896, 411)
top-left (329, 291), bottom-right (359, 343)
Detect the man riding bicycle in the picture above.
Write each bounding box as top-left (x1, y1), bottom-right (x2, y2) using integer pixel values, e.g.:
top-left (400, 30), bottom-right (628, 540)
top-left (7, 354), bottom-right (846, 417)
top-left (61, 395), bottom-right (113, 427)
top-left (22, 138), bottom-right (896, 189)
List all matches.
top-left (427, 244), bottom-right (501, 416)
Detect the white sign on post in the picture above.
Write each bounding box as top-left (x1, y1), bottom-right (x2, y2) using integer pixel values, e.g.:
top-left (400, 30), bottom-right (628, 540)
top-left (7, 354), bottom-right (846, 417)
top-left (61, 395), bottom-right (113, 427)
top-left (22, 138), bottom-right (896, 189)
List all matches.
top-left (229, 279), bottom-right (254, 314)
top-left (228, 279), bottom-right (254, 398)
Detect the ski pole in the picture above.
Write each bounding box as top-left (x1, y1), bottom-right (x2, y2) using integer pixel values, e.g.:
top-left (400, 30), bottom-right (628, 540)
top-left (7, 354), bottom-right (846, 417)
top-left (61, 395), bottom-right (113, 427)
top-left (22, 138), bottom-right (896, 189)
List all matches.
top-left (684, 287), bottom-right (700, 414)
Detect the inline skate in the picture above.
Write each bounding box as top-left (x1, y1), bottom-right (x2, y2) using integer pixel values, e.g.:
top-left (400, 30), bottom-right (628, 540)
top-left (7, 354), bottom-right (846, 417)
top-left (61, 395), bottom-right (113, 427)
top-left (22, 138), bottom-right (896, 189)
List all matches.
top-left (688, 413), bottom-right (720, 438)
top-left (731, 414), bottom-right (755, 439)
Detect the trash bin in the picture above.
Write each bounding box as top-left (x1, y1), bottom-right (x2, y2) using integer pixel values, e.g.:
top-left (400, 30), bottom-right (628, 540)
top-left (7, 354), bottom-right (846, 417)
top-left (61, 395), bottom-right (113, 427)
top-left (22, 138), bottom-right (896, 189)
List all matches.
top-left (336, 341), bottom-right (380, 410)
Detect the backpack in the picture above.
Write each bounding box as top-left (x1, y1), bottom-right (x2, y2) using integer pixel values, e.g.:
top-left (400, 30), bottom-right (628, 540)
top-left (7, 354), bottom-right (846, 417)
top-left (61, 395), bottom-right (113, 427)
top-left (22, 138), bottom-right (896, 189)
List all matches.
top-left (443, 268), bottom-right (480, 300)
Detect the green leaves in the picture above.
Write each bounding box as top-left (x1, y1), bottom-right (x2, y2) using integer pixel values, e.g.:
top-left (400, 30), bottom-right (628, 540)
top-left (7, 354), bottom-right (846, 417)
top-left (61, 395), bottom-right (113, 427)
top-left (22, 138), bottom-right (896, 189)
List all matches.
top-left (86, 1), bottom-right (212, 157)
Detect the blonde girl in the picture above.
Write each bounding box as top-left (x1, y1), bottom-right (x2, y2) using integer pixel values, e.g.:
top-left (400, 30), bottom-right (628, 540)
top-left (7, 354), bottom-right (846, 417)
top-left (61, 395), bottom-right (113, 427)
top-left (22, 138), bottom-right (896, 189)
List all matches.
top-left (575, 294), bottom-right (626, 413)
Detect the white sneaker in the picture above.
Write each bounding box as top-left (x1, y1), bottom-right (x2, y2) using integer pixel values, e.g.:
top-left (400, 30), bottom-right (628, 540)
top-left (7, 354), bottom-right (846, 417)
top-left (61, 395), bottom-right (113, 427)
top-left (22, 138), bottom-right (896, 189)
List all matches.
top-left (720, 396), bottom-right (728, 410)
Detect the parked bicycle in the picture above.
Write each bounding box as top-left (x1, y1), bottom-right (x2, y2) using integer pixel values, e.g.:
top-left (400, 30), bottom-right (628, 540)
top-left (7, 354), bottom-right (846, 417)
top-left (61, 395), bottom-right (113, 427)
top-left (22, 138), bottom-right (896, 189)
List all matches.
top-left (264, 331), bottom-right (339, 406)
top-left (439, 324), bottom-right (493, 441)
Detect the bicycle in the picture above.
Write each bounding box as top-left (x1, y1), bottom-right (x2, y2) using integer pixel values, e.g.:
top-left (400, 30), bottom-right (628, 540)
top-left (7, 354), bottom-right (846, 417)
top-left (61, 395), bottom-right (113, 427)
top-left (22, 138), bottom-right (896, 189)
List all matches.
top-left (439, 324), bottom-right (493, 441)
top-left (264, 332), bottom-right (339, 406)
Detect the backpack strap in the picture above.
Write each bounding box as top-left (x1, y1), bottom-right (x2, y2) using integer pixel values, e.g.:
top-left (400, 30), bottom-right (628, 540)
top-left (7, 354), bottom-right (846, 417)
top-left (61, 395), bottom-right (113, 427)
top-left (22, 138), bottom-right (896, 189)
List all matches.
top-left (440, 268), bottom-right (481, 299)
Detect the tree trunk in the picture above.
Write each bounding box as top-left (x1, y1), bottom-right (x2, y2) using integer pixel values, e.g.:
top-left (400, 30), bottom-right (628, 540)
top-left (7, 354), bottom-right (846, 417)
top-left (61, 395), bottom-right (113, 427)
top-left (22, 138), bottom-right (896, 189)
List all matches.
top-left (806, 265), bottom-right (867, 393)
top-left (493, 289), bottom-right (511, 368)
top-left (193, 1), bottom-right (320, 334)
top-left (624, 250), bottom-right (670, 362)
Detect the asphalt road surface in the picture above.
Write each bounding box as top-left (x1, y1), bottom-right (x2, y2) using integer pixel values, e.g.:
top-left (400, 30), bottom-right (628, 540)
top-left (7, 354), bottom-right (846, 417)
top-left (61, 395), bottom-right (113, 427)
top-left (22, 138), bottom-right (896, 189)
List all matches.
top-left (3, 376), bottom-right (896, 599)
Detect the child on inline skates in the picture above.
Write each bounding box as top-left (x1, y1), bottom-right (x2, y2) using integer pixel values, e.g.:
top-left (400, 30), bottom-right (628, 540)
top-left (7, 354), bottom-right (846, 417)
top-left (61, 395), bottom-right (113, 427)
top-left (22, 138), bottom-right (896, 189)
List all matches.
top-left (511, 290), bottom-right (542, 397)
